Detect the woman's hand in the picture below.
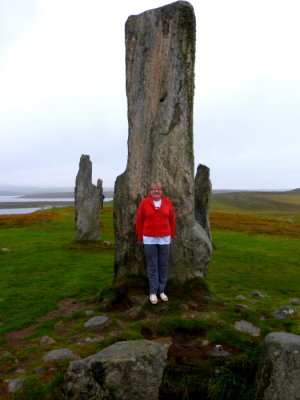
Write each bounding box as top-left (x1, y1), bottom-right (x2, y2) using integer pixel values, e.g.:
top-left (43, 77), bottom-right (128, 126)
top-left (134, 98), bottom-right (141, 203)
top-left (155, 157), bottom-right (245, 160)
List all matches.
top-left (138, 240), bottom-right (144, 247)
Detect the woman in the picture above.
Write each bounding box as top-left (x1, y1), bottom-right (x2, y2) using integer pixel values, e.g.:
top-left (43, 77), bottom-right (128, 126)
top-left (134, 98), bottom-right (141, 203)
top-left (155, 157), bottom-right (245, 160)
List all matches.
top-left (136, 182), bottom-right (176, 304)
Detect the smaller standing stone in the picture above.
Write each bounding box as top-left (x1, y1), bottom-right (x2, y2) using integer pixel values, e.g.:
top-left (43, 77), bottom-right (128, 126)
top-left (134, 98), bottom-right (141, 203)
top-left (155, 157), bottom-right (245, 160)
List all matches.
top-left (75, 155), bottom-right (102, 241)
top-left (194, 164), bottom-right (212, 241)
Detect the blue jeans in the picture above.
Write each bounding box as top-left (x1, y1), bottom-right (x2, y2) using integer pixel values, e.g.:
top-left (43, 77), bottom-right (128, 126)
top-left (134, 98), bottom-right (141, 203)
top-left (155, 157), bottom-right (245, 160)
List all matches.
top-left (144, 244), bottom-right (170, 295)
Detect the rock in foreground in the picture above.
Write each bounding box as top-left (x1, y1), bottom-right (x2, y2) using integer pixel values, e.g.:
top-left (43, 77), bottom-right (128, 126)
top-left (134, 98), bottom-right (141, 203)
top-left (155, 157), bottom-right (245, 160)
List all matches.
top-left (254, 332), bottom-right (300, 400)
top-left (63, 340), bottom-right (168, 400)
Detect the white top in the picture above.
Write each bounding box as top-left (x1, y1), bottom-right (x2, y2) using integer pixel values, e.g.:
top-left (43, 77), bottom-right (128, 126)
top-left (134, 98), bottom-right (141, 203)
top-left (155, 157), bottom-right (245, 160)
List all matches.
top-left (143, 235), bottom-right (171, 245)
top-left (153, 199), bottom-right (162, 208)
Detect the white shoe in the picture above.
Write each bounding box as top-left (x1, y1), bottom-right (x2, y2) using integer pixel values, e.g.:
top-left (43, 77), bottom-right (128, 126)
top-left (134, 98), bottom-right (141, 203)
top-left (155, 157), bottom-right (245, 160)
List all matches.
top-left (150, 294), bottom-right (158, 304)
top-left (160, 293), bottom-right (168, 302)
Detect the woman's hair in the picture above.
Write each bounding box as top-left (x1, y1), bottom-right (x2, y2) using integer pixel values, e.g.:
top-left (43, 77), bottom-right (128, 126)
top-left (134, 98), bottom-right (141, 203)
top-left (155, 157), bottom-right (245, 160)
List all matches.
top-left (150, 181), bottom-right (163, 189)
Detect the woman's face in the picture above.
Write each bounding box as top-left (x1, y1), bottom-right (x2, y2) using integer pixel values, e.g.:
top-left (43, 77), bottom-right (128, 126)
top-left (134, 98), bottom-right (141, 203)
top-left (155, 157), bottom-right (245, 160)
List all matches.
top-left (150, 185), bottom-right (163, 201)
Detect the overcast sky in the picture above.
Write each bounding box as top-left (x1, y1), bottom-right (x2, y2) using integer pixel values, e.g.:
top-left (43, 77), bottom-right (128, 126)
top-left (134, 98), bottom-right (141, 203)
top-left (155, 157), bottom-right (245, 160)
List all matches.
top-left (1, 0), bottom-right (299, 190)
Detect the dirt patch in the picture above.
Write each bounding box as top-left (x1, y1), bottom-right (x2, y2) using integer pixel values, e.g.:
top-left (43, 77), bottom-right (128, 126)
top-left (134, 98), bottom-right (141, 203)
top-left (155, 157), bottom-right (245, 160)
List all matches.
top-left (4, 298), bottom-right (96, 348)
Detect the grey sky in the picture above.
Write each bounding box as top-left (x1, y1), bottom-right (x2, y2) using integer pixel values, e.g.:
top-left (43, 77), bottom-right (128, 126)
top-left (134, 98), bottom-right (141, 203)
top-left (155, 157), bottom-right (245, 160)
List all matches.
top-left (1, 0), bottom-right (299, 190)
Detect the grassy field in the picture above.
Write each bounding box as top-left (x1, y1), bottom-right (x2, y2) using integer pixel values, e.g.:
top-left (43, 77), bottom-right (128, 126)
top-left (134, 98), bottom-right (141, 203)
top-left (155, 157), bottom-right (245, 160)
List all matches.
top-left (0, 192), bottom-right (299, 399)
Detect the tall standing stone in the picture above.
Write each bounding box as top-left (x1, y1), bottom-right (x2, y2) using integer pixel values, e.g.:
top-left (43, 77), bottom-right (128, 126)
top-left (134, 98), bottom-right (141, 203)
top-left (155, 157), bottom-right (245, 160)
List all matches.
top-left (195, 164), bottom-right (212, 241)
top-left (114, 1), bottom-right (212, 281)
top-left (75, 155), bottom-right (102, 241)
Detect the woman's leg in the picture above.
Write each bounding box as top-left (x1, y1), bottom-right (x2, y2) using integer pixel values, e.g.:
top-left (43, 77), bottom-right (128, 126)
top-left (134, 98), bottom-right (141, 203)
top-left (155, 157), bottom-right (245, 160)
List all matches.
top-left (157, 244), bottom-right (170, 294)
top-left (144, 244), bottom-right (159, 295)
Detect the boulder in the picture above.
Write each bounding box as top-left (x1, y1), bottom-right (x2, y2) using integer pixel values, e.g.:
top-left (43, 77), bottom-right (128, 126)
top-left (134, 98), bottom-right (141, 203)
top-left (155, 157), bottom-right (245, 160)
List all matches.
top-left (234, 320), bottom-right (260, 337)
top-left (5, 378), bottom-right (25, 393)
top-left (84, 316), bottom-right (109, 330)
top-left (194, 164), bottom-right (212, 241)
top-left (75, 154), bottom-right (102, 241)
top-left (273, 305), bottom-right (297, 320)
top-left (63, 340), bottom-right (168, 400)
top-left (254, 332), bottom-right (300, 400)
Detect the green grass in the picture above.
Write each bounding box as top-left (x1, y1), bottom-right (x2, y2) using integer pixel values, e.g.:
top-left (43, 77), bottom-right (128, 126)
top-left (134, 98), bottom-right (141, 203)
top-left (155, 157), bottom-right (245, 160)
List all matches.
top-left (0, 206), bottom-right (114, 336)
top-left (0, 197), bottom-right (299, 399)
top-left (208, 231), bottom-right (300, 303)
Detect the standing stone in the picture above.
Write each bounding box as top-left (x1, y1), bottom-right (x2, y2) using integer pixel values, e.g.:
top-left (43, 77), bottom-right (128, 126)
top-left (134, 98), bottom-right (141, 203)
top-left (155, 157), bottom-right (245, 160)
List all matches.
top-left (254, 332), bottom-right (300, 400)
top-left (114, 1), bottom-right (212, 282)
top-left (75, 155), bottom-right (102, 241)
top-left (194, 164), bottom-right (212, 241)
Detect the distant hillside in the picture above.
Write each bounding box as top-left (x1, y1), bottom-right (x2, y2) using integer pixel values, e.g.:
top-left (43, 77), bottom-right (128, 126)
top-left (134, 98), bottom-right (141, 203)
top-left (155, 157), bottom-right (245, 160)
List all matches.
top-left (211, 190), bottom-right (300, 214)
top-left (20, 191), bottom-right (114, 199)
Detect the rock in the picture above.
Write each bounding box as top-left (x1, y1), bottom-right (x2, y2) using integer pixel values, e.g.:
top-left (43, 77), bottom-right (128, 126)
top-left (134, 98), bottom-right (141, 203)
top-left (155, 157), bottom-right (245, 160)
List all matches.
top-left (84, 315), bottom-right (109, 330)
top-left (254, 332), bottom-right (300, 400)
top-left (6, 378), bottom-right (25, 393)
top-left (14, 368), bottom-right (26, 374)
top-left (75, 154), bottom-right (102, 241)
top-left (252, 291), bottom-right (268, 298)
top-left (235, 295), bottom-right (247, 300)
top-left (194, 164), bottom-right (212, 241)
top-left (128, 295), bottom-right (149, 306)
top-left (210, 345), bottom-right (233, 362)
top-left (289, 298), bottom-right (300, 305)
top-left (273, 305), bottom-right (297, 320)
top-left (194, 338), bottom-right (210, 348)
top-left (122, 306), bottom-right (143, 320)
top-left (43, 349), bottom-right (80, 362)
top-left (85, 310), bottom-right (96, 316)
top-left (63, 340), bottom-right (168, 400)
top-left (108, 330), bottom-right (123, 337)
top-left (77, 336), bottom-right (104, 345)
top-left (1, 248), bottom-right (10, 253)
top-left (235, 304), bottom-right (250, 310)
top-left (40, 335), bottom-right (56, 345)
top-left (234, 320), bottom-right (261, 337)
top-left (114, 1), bottom-right (212, 282)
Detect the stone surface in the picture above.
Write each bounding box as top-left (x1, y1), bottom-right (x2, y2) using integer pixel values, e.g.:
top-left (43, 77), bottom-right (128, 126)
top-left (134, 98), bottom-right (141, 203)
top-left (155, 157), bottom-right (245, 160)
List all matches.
top-left (252, 291), bottom-right (268, 298)
top-left (234, 320), bottom-right (261, 336)
top-left (254, 332), bottom-right (300, 400)
top-left (63, 340), bottom-right (168, 400)
top-left (289, 298), bottom-right (300, 305)
top-left (84, 315), bottom-right (109, 330)
top-left (6, 378), bottom-right (25, 393)
top-left (75, 154), bottom-right (102, 241)
top-left (121, 306), bottom-right (143, 320)
top-left (210, 344), bottom-right (233, 362)
top-left (114, 1), bottom-right (212, 282)
top-left (273, 305), bottom-right (297, 320)
top-left (43, 349), bottom-right (80, 362)
top-left (40, 335), bottom-right (56, 345)
top-left (235, 294), bottom-right (247, 300)
top-left (194, 164), bottom-right (212, 240)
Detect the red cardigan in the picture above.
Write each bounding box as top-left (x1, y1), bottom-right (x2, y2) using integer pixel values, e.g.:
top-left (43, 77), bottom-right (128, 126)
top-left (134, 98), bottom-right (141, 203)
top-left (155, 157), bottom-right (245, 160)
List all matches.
top-left (136, 196), bottom-right (176, 241)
